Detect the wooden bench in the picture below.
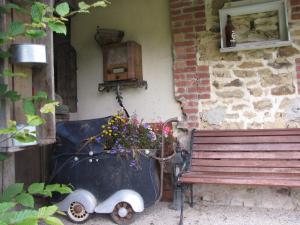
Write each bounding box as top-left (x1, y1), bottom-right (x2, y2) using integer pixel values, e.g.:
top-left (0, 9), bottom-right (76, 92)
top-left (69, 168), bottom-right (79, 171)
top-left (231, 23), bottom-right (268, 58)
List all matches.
top-left (179, 128), bottom-right (300, 202)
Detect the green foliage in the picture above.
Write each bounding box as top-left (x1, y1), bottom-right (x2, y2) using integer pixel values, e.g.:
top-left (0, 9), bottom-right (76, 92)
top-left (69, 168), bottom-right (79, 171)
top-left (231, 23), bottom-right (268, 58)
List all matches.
top-left (48, 20), bottom-right (66, 35)
top-left (0, 1), bottom-right (109, 225)
top-left (0, 0), bottom-right (110, 145)
top-left (0, 183), bottom-right (72, 225)
top-left (0, 154), bottom-right (8, 162)
top-left (8, 21), bottom-right (25, 37)
top-left (1, 70), bottom-right (27, 77)
top-left (55, 3), bottom-right (70, 17)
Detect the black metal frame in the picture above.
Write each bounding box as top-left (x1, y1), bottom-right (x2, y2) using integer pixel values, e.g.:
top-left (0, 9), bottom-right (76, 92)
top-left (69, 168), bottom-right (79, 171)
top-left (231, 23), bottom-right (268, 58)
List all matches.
top-left (98, 80), bottom-right (148, 93)
top-left (178, 129), bottom-right (196, 225)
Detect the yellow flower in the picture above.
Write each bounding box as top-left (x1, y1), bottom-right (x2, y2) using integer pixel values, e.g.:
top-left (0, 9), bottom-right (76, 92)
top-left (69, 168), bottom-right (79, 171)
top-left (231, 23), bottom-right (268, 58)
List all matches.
top-left (101, 125), bottom-right (105, 128)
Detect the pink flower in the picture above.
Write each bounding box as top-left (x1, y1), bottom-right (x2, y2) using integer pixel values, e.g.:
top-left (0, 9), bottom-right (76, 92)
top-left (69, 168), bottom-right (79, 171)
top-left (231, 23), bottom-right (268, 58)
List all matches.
top-left (163, 126), bottom-right (171, 137)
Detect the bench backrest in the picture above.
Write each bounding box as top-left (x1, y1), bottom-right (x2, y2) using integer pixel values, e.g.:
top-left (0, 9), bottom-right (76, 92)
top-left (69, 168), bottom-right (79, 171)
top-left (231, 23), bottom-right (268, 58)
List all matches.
top-left (190, 128), bottom-right (300, 174)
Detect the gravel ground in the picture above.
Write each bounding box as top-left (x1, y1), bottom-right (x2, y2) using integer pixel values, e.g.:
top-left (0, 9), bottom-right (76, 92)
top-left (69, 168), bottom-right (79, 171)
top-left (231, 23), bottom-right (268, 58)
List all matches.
top-left (61, 202), bottom-right (300, 225)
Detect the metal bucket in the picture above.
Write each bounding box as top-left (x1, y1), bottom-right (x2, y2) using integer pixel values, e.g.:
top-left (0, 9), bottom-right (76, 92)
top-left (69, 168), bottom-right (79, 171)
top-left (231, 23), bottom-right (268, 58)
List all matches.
top-left (10, 44), bottom-right (47, 66)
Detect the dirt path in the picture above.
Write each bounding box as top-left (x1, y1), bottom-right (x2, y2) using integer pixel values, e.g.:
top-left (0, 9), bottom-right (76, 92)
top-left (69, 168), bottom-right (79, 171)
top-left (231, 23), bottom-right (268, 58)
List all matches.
top-left (61, 202), bottom-right (300, 225)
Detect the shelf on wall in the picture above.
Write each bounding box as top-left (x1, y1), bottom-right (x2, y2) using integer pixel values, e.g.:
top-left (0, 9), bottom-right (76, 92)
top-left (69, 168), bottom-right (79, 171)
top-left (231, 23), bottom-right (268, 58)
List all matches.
top-left (220, 40), bottom-right (292, 53)
top-left (98, 80), bottom-right (148, 93)
top-left (219, 0), bottom-right (291, 52)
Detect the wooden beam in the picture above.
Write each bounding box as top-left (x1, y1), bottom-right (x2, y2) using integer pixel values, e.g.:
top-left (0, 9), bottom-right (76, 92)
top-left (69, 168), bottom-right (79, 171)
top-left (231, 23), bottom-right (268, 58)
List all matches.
top-left (32, 0), bottom-right (56, 145)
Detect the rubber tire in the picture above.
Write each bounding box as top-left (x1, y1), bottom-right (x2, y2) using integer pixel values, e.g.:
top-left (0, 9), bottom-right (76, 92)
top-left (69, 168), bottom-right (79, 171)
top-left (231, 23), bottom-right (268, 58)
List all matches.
top-left (67, 201), bottom-right (90, 224)
top-left (110, 202), bottom-right (136, 225)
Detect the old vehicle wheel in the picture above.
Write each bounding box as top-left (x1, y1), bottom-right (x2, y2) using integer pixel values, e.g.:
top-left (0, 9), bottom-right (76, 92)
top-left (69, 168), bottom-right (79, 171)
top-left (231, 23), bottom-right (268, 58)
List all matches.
top-left (67, 201), bottom-right (90, 223)
top-left (111, 202), bottom-right (135, 225)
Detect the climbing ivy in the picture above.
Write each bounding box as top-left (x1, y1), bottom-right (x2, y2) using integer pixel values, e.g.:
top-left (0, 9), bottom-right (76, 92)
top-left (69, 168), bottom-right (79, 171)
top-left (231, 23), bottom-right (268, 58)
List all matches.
top-left (0, 0), bottom-right (110, 144)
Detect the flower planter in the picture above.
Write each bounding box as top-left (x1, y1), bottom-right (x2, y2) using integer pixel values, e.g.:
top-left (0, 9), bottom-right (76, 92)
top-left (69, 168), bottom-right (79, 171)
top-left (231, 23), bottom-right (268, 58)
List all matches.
top-left (51, 118), bottom-right (160, 208)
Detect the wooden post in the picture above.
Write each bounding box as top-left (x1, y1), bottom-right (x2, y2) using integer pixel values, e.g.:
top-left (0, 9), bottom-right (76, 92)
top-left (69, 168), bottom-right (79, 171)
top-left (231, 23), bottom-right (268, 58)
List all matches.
top-left (32, 0), bottom-right (56, 145)
top-left (0, 0), bottom-right (16, 190)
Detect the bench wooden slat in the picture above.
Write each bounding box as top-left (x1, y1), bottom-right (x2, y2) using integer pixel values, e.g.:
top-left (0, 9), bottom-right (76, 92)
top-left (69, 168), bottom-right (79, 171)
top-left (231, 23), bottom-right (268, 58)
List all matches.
top-left (193, 136), bottom-right (300, 144)
top-left (179, 176), bottom-right (300, 187)
top-left (191, 166), bottom-right (300, 174)
top-left (192, 159), bottom-right (300, 168)
top-left (180, 129), bottom-right (300, 187)
top-left (194, 129), bottom-right (300, 137)
top-left (192, 151), bottom-right (300, 159)
top-left (192, 143), bottom-right (300, 151)
top-left (181, 172), bottom-right (300, 180)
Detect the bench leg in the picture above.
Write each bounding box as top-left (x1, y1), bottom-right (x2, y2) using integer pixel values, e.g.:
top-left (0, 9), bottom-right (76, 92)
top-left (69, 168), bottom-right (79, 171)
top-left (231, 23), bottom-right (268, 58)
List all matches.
top-left (179, 185), bottom-right (184, 225)
top-left (190, 184), bottom-right (194, 207)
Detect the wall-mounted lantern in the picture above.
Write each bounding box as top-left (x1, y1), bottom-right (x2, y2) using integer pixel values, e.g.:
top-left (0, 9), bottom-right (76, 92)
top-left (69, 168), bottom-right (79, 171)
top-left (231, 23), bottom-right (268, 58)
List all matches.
top-left (10, 44), bottom-right (47, 67)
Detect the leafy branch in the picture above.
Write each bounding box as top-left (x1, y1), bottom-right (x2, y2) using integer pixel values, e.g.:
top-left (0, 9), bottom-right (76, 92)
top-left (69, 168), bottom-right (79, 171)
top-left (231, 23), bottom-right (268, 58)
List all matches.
top-left (0, 183), bottom-right (72, 225)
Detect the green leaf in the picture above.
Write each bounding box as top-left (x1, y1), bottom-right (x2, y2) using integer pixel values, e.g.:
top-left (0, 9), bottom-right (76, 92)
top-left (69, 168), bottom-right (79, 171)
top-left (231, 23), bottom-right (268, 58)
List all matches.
top-left (45, 184), bottom-right (72, 195)
top-left (0, 183), bottom-right (24, 202)
top-left (16, 218), bottom-right (38, 225)
top-left (1, 70), bottom-right (27, 77)
top-left (78, 2), bottom-right (90, 10)
top-left (48, 21), bottom-right (66, 35)
top-left (2, 210), bottom-right (38, 224)
top-left (32, 91), bottom-right (47, 101)
top-left (31, 2), bottom-right (46, 23)
top-left (0, 50), bottom-right (10, 59)
top-left (4, 90), bottom-right (21, 101)
top-left (5, 3), bottom-right (21, 11)
top-left (23, 99), bottom-right (35, 115)
top-left (0, 202), bottom-right (16, 213)
top-left (0, 153), bottom-right (8, 162)
top-left (0, 221), bottom-right (7, 225)
top-left (55, 2), bottom-right (70, 17)
top-left (92, 1), bottom-right (109, 8)
top-left (0, 120), bottom-right (17, 135)
top-left (44, 216), bottom-right (63, 225)
top-left (26, 115), bottom-right (45, 126)
top-left (14, 132), bottom-right (36, 143)
top-left (40, 102), bottom-right (59, 114)
top-left (8, 22), bottom-right (25, 37)
top-left (25, 29), bottom-right (46, 39)
top-left (0, 84), bottom-right (7, 95)
top-left (16, 193), bottom-right (34, 208)
top-left (38, 206), bottom-right (58, 218)
top-left (28, 183), bottom-right (44, 195)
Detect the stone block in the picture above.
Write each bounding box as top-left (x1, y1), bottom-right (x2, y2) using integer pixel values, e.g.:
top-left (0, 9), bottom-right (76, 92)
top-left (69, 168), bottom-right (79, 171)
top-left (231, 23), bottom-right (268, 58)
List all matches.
top-left (216, 90), bottom-right (244, 98)
top-left (234, 70), bottom-right (256, 78)
top-left (248, 87), bottom-right (263, 97)
top-left (232, 104), bottom-right (248, 111)
top-left (279, 98), bottom-right (292, 109)
top-left (259, 70), bottom-right (293, 87)
top-left (253, 99), bottom-right (273, 111)
top-left (243, 111), bottom-right (256, 119)
top-left (271, 84), bottom-right (295, 96)
top-left (238, 62), bottom-right (263, 68)
top-left (213, 69), bottom-right (231, 78)
top-left (278, 46), bottom-right (300, 57)
top-left (224, 79), bottom-right (243, 87)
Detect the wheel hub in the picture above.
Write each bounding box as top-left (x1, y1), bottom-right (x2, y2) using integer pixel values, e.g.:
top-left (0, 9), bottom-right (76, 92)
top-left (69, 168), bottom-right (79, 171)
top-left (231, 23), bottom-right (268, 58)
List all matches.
top-left (74, 204), bottom-right (83, 214)
top-left (118, 207), bottom-right (128, 218)
top-left (68, 202), bottom-right (89, 221)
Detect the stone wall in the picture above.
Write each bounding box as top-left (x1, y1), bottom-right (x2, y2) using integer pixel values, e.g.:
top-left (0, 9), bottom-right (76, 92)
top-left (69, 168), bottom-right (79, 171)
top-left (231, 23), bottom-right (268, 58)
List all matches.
top-left (170, 0), bottom-right (300, 210)
top-left (171, 0), bottom-right (300, 130)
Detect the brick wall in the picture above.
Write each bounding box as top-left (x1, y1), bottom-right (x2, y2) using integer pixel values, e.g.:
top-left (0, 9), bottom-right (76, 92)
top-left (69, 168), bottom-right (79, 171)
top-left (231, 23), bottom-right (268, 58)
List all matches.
top-left (291, 0), bottom-right (300, 20)
top-left (170, 0), bottom-right (208, 129)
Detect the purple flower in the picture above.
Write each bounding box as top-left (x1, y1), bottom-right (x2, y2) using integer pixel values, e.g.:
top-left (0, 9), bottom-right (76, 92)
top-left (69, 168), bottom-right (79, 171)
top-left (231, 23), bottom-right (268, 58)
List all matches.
top-left (130, 160), bottom-right (137, 168)
top-left (95, 137), bottom-right (102, 143)
top-left (109, 149), bottom-right (117, 154)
